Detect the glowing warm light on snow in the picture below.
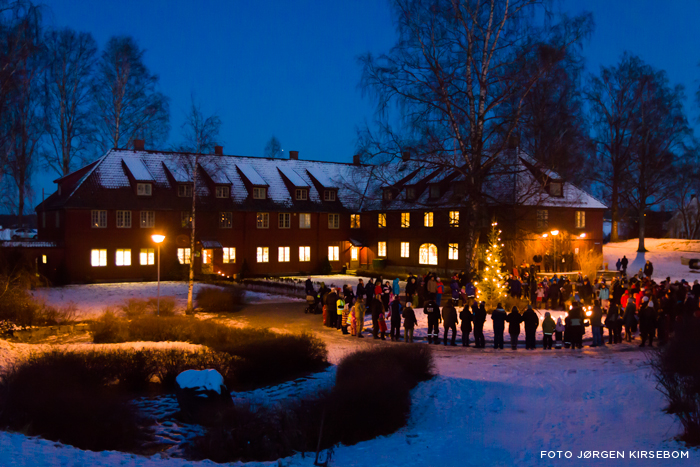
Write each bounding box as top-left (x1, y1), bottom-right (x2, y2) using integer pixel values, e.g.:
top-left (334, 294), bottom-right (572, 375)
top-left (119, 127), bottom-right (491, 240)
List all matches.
top-left (542, 233), bottom-right (548, 238)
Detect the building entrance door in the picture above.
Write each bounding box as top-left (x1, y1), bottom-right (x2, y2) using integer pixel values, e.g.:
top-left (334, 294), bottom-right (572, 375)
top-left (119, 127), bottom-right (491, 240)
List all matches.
top-left (202, 249), bottom-right (213, 274)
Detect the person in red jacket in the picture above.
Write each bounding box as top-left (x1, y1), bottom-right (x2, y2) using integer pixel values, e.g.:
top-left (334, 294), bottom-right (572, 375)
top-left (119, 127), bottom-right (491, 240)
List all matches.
top-left (436, 278), bottom-right (444, 307)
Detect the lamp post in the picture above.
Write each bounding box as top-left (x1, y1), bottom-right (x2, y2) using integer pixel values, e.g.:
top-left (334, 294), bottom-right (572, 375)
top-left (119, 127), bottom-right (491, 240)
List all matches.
top-left (151, 234), bottom-right (166, 315)
top-left (550, 230), bottom-right (559, 273)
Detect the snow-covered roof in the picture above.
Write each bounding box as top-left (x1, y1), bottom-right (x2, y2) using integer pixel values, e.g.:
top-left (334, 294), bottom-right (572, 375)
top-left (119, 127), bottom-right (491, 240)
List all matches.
top-left (200, 159), bottom-right (232, 185)
top-left (236, 163), bottom-right (268, 186)
top-left (306, 167), bottom-right (338, 189)
top-left (277, 166), bottom-right (309, 187)
top-left (122, 157), bottom-right (154, 182)
top-left (162, 160), bottom-right (190, 183)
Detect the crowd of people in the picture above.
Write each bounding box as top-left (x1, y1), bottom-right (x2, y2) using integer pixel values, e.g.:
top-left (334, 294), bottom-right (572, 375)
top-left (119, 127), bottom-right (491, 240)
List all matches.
top-left (304, 264), bottom-right (700, 350)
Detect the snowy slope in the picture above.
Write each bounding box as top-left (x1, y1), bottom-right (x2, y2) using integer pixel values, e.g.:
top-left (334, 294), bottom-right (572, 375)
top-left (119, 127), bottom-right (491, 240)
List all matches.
top-left (604, 239), bottom-right (700, 283)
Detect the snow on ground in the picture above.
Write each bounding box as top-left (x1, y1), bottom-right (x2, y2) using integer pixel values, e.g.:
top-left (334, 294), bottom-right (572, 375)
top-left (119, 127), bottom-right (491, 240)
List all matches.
top-left (29, 281), bottom-right (300, 320)
top-left (604, 239), bottom-right (700, 283)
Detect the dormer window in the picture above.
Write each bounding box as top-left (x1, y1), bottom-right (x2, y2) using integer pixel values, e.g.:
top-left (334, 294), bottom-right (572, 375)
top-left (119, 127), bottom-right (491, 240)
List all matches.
top-left (253, 187), bottom-right (266, 199)
top-left (405, 187), bottom-right (416, 200)
top-left (137, 183), bottom-right (152, 196)
top-left (429, 184), bottom-right (440, 199)
top-left (383, 189), bottom-right (394, 201)
top-left (549, 182), bottom-right (563, 197)
top-left (296, 188), bottom-right (308, 200)
top-left (215, 186), bottom-right (230, 198)
top-left (178, 184), bottom-right (192, 197)
top-left (324, 190), bottom-right (336, 201)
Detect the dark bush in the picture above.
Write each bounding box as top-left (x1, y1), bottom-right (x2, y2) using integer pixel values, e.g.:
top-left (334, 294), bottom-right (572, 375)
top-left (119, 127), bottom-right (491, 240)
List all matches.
top-left (195, 286), bottom-right (246, 312)
top-left (146, 296), bottom-right (176, 316)
top-left (651, 320), bottom-right (700, 445)
top-left (318, 255), bottom-right (332, 275)
top-left (120, 298), bottom-right (149, 318)
top-left (89, 310), bottom-right (130, 343)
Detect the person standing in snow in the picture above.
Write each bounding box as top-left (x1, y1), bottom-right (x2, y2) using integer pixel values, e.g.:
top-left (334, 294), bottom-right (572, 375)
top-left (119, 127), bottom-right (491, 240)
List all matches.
top-left (623, 299), bottom-right (637, 342)
top-left (621, 255), bottom-right (629, 275)
top-left (354, 298), bottom-right (365, 338)
top-left (522, 305), bottom-right (539, 350)
top-left (506, 306), bottom-right (523, 350)
top-left (589, 300), bottom-right (604, 347)
top-left (569, 302), bottom-right (584, 349)
top-left (643, 260), bottom-right (654, 279)
top-left (402, 302), bottom-right (418, 343)
top-left (542, 311), bottom-right (556, 349)
top-left (371, 294), bottom-right (385, 339)
top-left (554, 317), bottom-right (565, 349)
top-left (326, 288), bottom-right (338, 328)
top-left (442, 300), bottom-right (458, 346)
top-left (392, 277), bottom-right (400, 297)
top-left (473, 301), bottom-right (487, 348)
top-left (638, 297), bottom-right (657, 347)
top-left (389, 295), bottom-right (402, 341)
top-left (605, 303), bottom-right (620, 344)
top-left (424, 298), bottom-right (441, 344)
top-left (435, 277), bottom-right (444, 307)
top-left (356, 279), bottom-right (365, 305)
top-left (491, 303), bottom-right (507, 349)
top-left (460, 304), bottom-right (473, 347)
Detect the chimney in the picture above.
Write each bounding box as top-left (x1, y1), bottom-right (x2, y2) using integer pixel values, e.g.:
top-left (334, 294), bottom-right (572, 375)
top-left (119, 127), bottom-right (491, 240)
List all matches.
top-left (214, 145), bottom-right (223, 156)
top-left (353, 154), bottom-right (361, 165)
top-left (402, 150), bottom-right (410, 162)
top-left (133, 139), bottom-right (145, 151)
top-left (289, 150), bottom-right (299, 160)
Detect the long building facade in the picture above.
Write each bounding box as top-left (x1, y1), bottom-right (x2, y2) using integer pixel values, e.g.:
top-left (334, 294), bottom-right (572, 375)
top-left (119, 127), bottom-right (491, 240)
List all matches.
top-left (31, 142), bottom-right (606, 283)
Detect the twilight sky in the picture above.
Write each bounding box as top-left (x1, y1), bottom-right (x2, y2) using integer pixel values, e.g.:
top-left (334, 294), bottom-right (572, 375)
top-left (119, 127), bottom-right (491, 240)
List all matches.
top-left (31, 0), bottom-right (700, 209)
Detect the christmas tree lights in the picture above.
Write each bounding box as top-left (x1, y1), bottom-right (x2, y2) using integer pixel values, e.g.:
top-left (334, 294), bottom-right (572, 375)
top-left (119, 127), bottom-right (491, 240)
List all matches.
top-left (478, 221), bottom-right (508, 302)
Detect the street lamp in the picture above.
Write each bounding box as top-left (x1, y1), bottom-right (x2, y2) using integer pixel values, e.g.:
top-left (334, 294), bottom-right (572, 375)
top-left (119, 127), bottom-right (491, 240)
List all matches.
top-left (550, 230), bottom-right (559, 272)
top-left (151, 234), bottom-right (165, 316)
top-left (550, 230), bottom-right (559, 236)
top-left (579, 233), bottom-right (586, 238)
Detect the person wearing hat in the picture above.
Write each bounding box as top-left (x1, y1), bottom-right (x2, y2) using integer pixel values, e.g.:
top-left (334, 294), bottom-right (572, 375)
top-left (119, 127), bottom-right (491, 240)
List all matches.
top-left (402, 301), bottom-right (418, 343)
top-left (473, 301), bottom-right (487, 348)
top-left (639, 296), bottom-right (657, 347)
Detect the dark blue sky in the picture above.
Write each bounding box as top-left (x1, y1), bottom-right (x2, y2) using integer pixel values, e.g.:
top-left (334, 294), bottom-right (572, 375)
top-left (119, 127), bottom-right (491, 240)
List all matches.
top-left (32, 0), bottom-right (700, 209)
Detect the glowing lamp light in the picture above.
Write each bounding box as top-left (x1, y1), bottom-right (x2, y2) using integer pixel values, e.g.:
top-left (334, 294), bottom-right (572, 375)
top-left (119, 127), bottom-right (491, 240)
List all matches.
top-left (564, 312), bottom-right (569, 317)
top-left (579, 233), bottom-right (586, 238)
top-left (586, 310), bottom-right (592, 317)
top-left (542, 233), bottom-right (548, 238)
top-left (551, 230), bottom-right (559, 236)
top-left (151, 234), bottom-right (165, 243)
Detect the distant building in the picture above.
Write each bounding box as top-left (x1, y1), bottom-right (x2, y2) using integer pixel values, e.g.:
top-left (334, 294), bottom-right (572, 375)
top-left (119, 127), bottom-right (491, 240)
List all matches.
top-left (666, 195), bottom-right (700, 239)
top-left (30, 141), bottom-right (606, 283)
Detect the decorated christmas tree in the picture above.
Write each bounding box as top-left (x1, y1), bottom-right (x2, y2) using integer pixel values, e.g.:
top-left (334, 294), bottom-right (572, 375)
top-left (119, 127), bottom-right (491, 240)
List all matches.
top-left (478, 221), bottom-right (508, 303)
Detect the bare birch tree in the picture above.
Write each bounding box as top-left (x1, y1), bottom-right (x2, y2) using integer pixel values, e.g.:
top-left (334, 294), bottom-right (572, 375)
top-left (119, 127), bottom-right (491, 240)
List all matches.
top-left (358, 0), bottom-right (592, 276)
top-left (42, 28), bottom-right (96, 176)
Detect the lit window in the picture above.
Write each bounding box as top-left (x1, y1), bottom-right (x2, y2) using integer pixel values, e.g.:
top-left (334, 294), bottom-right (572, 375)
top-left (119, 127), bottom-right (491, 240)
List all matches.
top-left (351, 247), bottom-right (358, 261)
top-left (253, 187), bottom-right (266, 199)
top-left (575, 211), bottom-right (585, 229)
top-left (448, 243), bottom-right (458, 260)
top-left (424, 212), bottom-right (433, 227)
top-left (328, 246), bottom-right (339, 261)
top-left (140, 248), bottom-right (154, 265)
top-left (202, 249), bottom-right (212, 264)
top-left (115, 249), bottom-right (131, 266)
top-left (449, 211), bottom-right (459, 227)
top-left (116, 210), bottom-right (131, 228)
top-left (91, 210), bottom-right (107, 228)
top-left (278, 246), bottom-right (290, 262)
top-left (257, 212), bottom-right (269, 229)
top-left (296, 189), bottom-right (307, 200)
top-left (299, 246), bottom-right (310, 262)
top-left (177, 248), bottom-right (191, 264)
top-left (429, 185), bottom-right (440, 198)
top-left (219, 212), bottom-right (232, 228)
top-left (299, 213), bottom-right (311, 229)
top-left (91, 249), bottom-right (107, 267)
top-left (215, 186), bottom-right (230, 198)
top-left (279, 213), bottom-right (290, 229)
top-left (328, 213), bottom-right (339, 229)
top-left (324, 190), bottom-right (336, 201)
top-left (140, 211), bottom-right (155, 228)
top-left (350, 214), bottom-right (361, 228)
top-left (223, 247), bottom-right (235, 264)
top-left (550, 182), bottom-right (562, 197)
top-left (419, 243), bottom-right (438, 265)
top-left (378, 242), bottom-right (387, 257)
top-left (401, 212), bottom-right (410, 228)
top-left (178, 184), bottom-right (192, 197)
top-left (181, 211), bottom-right (192, 228)
top-left (537, 210), bottom-right (549, 230)
top-left (405, 187), bottom-right (416, 200)
top-left (378, 213), bottom-right (386, 228)
top-left (42, 255), bottom-right (47, 264)
top-left (137, 183), bottom-right (152, 196)
top-left (257, 247), bottom-right (269, 263)
top-left (400, 242), bottom-right (410, 258)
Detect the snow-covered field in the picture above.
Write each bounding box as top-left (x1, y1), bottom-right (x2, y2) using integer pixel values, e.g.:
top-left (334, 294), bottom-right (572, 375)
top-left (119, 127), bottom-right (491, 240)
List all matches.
top-left (604, 238), bottom-right (700, 283)
top-left (30, 281), bottom-right (302, 319)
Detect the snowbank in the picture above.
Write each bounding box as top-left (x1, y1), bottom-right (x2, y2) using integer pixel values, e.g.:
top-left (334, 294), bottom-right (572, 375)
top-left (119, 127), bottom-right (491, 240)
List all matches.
top-left (604, 239), bottom-right (700, 283)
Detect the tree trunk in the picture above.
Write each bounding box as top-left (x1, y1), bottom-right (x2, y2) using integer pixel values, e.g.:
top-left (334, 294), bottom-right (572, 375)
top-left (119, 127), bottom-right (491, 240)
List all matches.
top-left (610, 182), bottom-right (619, 242)
top-left (187, 157), bottom-right (198, 311)
top-left (637, 206), bottom-right (646, 252)
top-left (463, 199), bottom-right (481, 282)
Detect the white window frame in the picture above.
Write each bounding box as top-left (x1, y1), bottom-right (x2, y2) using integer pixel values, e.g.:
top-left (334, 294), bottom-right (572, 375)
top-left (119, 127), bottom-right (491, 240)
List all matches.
top-left (257, 212), bottom-right (269, 229)
top-left (178, 184), bottom-right (192, 197)
top-left (91, 249), bottom-right (107, 267)
top-left (140, 248), bottom-right (155, 265)
top-left (400, 242), bottom-right (410, 258)
top-left (278, 246), bottom-right (290, 262)
top-left (256, 247), bottom-right (269, 263)
top-left (295, 188), bottom-right (307, 200)
top-left (299, 246), bottom-right (310, 262)
top-left (448, 243), bottom-right (459, 260)
top-left (575, 210), bottom-right (585, 229)
top-left (140, 211), bottom-right (155, 228)
top-left (324, 190), bottom-right (336, 201)
top-left (328, 213), bottom-right (339, 229)
top-left (223, 247), bottom-right (235, 264)
top-left (401, 212), bottom-right (410, 228)
top-left (350, 214), bottom-right (361, 229)
top-left (177, 248), bottom-right (191, 264)
top-left (137, 183), bottom-right (152, 196)
top-left (278, 213), bottom-right (291, 229)
top-left (424, 211), bottom-right (433, 227)
top-left (115, 249), bottom-right (131, 266)
top-left (299, 213), bottom-right (311, 229)
top-left (449, 210), bottom-right (459, 227)
top-left (328, 245), bottom-right (339, 261)
top-left (215, 186), bottom-right (230, 198)
top-left (219, 211), bottom-right (232, 229)
top-left (378, 241), bottom-right (387, 257)
top-left (419, 243), bottom-right (438, 266)
top-left (116, 210), bottom-right (131, 228)
top-left (253, 187), bottom-right (266, 199)
top-left (91, 210), bottom-right (107, 228)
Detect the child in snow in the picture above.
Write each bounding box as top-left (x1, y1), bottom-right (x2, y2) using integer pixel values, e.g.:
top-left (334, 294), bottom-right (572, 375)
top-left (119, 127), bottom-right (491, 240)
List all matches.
top-left (349, 303), bottom-right (357, 336)
top-left (555, 316), bottom-right (565, 349)
top-left (377, 307), bottom-right (387, 340)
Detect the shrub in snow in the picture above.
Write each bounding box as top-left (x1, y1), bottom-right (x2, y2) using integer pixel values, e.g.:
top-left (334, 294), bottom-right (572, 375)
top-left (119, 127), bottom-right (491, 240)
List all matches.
top-left (120, 298), bottom-right (149, 318)
top-left (651, 320), bottom-right (700, 445)
top-left (175, 369), bottom-right (233, 421)
top-left (195, 286), bottom-right (246, 313)
top-left (89, 309), bottom-right (130, 343)
top-left (146, 296), bottom-right (176, 316)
